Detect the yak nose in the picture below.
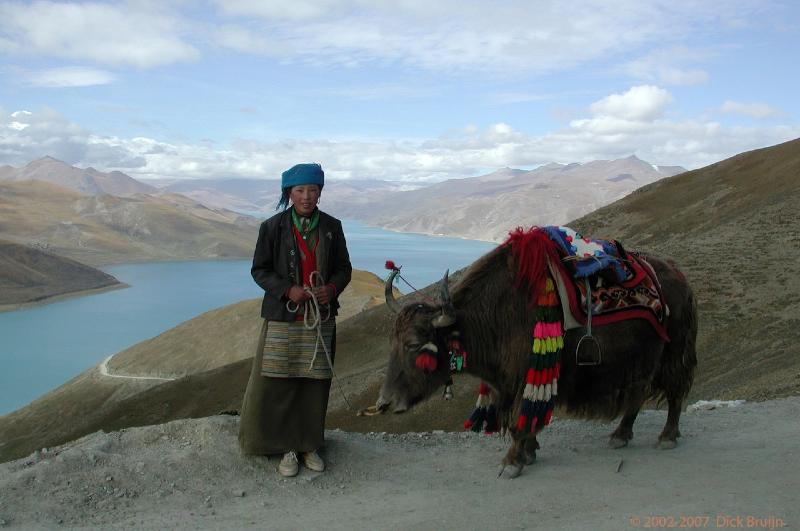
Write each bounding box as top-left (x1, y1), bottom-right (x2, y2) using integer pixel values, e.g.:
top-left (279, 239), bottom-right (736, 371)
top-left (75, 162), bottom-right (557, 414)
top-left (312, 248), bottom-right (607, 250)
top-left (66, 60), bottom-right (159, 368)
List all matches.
top-left (376, 391), bottom-right (408, 413)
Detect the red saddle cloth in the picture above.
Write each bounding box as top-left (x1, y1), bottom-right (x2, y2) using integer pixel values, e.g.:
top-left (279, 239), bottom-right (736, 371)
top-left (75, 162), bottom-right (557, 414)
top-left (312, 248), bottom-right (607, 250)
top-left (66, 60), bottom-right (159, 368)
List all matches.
top-left (552, 251), bottom-right (670, 342)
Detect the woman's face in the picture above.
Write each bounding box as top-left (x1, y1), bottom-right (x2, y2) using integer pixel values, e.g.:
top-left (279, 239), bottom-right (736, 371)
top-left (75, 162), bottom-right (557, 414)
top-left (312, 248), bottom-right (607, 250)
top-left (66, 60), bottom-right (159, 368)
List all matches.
top-left (290, 184), bottom-right (321, 216)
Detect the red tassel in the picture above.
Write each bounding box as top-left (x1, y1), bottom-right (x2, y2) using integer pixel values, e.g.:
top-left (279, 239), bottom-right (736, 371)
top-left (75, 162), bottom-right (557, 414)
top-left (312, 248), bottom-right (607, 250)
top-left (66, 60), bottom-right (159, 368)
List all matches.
top-left (530, 416), bottom-right (539, 431)
top-left (544, 409), bottom-right (553, 426)
top-left (525, 368), bottom-right (535, 384)
top-left (415, 353), bottom-right (437, 372)
top-left (554, 362), bottom-right (561, 379)
top-left (478, 380), bottom-right (490, 395)
top-left (516, 415), bottom-right (528, 432)
top-left (385, 260), bottom-right (397, 270)
top-left (464, 419), bottom-right (474, 430)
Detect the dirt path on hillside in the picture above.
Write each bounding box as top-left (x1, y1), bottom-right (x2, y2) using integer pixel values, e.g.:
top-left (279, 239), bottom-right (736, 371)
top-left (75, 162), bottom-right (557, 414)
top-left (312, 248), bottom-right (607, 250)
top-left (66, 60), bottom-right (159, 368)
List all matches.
top-left (98, 356), bottom-right (176, 382)
top-left (1, 397), bottom-right (797, 530)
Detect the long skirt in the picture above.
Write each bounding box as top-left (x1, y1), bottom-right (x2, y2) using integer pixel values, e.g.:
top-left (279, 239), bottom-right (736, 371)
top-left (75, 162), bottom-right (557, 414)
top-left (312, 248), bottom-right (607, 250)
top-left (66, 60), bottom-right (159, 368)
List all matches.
top-left (238, 320), bottom-right (334, 455)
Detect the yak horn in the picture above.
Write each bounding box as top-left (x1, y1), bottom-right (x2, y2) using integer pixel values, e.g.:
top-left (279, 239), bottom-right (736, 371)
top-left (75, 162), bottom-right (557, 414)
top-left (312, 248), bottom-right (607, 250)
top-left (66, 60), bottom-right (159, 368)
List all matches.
top-left (432, 269), bottom-right (456, 328)
top-left (384, 268), bottom-right (402, 313)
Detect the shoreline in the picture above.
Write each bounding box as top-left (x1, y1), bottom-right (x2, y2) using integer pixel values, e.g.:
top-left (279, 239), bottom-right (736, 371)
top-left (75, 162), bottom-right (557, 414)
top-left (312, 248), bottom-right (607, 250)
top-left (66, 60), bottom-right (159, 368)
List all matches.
top-left (349, 218), bottom-right (499, 244)
top-left (0, 282), bottom-right (130, 313)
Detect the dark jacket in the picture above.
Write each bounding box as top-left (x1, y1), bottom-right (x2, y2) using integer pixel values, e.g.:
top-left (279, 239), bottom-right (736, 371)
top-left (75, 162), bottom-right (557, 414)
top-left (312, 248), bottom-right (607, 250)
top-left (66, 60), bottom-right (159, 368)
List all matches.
top-left (251, 209), bottom-right (352, 321)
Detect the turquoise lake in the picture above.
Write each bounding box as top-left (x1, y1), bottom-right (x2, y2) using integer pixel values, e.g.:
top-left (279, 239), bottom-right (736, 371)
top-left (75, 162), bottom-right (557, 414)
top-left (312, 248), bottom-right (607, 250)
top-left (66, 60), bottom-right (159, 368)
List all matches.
top-left (0, 220), bottom-right (495, 415)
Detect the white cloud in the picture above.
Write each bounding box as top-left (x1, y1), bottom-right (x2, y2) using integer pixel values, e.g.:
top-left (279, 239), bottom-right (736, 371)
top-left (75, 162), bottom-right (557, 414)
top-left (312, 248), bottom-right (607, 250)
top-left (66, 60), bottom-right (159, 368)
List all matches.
top-left (589, 85), bottom-right (672, 122)
top-left (623, 47), bottom-right (713, 86)
top-left (3, 99), bottom-right (798, 182)
top-left (0, 107), bottom-right (145, 167)
top-left (0, 1), bottom-right (199, 68)
top-left (215, 0), bottom-right (352, 21)
top-left (721, 100), bottom-right (780, 119)
top-left (210, 1), bottom-right (748, 74)
top-left (24, 66), bottom-right (115, 88)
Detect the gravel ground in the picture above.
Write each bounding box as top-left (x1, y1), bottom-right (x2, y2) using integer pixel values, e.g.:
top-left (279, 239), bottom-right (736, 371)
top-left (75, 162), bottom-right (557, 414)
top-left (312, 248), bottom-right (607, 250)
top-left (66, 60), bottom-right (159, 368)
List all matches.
top-left (1, 397), bottom-right (797, 530)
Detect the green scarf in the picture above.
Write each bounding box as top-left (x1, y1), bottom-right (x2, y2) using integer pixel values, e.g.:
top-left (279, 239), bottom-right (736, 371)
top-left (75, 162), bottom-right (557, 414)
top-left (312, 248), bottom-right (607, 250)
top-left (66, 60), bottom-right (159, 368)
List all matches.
top-left (291, 208), bottom-right (320, 243)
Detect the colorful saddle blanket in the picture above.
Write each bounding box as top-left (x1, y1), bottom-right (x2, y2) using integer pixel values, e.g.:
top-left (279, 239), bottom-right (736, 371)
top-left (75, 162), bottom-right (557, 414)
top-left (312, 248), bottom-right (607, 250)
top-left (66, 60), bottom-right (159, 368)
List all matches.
top-left (543, 226), bottom-right (669, 342)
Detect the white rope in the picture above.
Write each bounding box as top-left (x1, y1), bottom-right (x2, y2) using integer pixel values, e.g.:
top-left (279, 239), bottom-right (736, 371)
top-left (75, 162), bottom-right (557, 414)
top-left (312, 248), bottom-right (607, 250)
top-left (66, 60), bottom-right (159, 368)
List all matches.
top-left (285, 271), bottom-right (353, 410)
top-left (305, 271), bottom-right (331, 370)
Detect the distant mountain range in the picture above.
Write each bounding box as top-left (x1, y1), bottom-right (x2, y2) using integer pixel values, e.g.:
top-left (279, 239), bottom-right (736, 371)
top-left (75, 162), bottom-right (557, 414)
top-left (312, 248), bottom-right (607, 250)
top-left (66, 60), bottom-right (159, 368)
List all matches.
top-left (343, 156), bottom-right (685, 241)
top-left (140, 156), bottom-right (686, 241)
top-left (0, 156), bottom-right (156, 197)
top-left (0, 159), bottom-right (259, 266)
top-left (3, 155), bottom-right (684, 244)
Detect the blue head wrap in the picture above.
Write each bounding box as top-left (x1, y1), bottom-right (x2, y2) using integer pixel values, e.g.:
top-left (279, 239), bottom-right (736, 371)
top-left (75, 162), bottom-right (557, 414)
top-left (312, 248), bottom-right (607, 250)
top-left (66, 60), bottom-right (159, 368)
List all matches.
top-left (276, 163), bottom-right (325, 210)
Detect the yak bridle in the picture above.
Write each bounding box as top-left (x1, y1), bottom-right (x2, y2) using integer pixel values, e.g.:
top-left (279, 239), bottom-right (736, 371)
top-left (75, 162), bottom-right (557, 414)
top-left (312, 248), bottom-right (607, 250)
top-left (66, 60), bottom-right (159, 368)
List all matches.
top-left (384, 264), bottom-right (467, 396)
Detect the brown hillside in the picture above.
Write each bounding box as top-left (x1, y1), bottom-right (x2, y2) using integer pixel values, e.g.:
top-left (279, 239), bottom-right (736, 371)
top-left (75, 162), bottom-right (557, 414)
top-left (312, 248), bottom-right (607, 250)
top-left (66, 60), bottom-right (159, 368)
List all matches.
top-left (107, 270), bottom-right (394, 377)
top-left (572, 137), bottom-right (800, 401)
top-left (0, 239), bottom-right (124, 308)
top-left (0, 180), bottom-right (258, 266)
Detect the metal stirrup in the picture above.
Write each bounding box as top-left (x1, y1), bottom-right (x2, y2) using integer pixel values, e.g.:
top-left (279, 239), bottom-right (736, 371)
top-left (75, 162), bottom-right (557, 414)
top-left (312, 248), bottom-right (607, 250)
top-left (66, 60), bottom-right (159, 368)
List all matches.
top-left (576, 276), bottom-right (602, 366)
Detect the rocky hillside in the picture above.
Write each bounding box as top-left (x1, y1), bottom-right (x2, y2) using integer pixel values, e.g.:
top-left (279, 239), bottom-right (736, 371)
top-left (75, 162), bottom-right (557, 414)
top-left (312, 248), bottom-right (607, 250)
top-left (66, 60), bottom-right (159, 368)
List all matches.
top-left (0, 180), bottom-right (259, 266)
top-left (0, 239), bottom-right (124, 309)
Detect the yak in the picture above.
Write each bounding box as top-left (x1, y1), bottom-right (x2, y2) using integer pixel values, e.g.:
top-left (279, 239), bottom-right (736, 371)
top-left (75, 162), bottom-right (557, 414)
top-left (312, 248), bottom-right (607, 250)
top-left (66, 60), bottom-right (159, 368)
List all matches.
top-left (376, 229), bottom-right (698, 478)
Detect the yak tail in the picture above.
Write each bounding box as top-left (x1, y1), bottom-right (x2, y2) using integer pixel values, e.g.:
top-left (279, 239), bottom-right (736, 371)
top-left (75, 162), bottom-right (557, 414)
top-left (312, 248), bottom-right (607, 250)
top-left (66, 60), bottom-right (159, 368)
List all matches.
top-left (656, 275), bottom-right (698, 406)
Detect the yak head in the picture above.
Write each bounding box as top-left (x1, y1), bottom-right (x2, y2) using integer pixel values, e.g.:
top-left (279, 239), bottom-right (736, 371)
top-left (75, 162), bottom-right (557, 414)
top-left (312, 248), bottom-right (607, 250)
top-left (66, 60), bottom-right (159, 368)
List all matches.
top-left (377, 269), bottom-right (457, 414)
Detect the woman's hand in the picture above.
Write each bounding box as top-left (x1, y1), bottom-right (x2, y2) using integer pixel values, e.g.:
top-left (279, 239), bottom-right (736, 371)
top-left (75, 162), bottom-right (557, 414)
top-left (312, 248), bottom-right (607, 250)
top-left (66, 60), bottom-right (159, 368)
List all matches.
top-left (287, 285), bottom-right (311, 304)
top-left (311, 285), bottom-right (331, 305)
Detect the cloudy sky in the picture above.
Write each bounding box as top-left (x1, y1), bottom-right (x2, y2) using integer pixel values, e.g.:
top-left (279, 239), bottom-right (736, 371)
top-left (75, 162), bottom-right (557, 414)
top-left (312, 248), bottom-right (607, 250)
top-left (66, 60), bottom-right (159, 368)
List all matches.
top-left (0, 0), bottom-right (798, 182)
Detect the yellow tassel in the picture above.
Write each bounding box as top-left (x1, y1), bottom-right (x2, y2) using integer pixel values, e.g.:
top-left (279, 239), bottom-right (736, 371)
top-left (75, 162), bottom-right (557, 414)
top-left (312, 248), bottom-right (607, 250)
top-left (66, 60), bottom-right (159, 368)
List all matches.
top-left (533, 338), bottom-right (542, 353)
top-left (557, 336), bottom-right (564, 349)
top-left (545, 278), bottom-right (554, 292)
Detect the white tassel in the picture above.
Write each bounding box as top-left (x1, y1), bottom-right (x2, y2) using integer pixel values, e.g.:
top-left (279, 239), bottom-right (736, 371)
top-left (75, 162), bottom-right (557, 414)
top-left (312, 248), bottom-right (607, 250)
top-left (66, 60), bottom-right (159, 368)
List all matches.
top-left (523, 383), bottom-right (534, 400)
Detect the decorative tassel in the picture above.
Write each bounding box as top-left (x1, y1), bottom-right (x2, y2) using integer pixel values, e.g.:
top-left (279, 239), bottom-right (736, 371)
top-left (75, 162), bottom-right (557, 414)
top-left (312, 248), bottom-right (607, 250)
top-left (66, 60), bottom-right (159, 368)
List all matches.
top-left (415, 352), bottom-right (438, 372)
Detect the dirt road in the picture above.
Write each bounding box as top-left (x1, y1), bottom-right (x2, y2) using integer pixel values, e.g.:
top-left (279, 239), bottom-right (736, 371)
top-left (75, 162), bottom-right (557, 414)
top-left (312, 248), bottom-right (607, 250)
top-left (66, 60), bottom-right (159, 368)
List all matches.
top-left (0, 397), bottom-right (796, 530)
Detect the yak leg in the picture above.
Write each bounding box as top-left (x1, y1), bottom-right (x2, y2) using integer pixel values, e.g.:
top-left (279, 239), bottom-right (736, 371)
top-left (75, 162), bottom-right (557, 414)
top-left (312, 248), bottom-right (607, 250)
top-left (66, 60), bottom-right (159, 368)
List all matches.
top-left (523, 434), bottom-right (540, 464)
top-left (499, 432), bottom-right (534, 479)
top-left (658, 395), bottom-right (683, 449)
top-left (609, 389), bottom-right (646, 449)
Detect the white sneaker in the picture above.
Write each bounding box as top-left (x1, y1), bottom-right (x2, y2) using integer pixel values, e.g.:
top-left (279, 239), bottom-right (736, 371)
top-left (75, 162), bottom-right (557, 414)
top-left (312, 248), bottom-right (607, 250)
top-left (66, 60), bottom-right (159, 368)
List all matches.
top-left (302, 451), bottom-right (325, 472)
top-left (278, 451), bottom-right (299, 477)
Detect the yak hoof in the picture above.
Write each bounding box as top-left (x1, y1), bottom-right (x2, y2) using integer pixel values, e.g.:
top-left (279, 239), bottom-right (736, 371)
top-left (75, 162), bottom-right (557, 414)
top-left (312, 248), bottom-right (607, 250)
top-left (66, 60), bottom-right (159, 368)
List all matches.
top-left (658, 439), bottom-right (678, 450)
top-left (498, 463), bottom-right (523, 479)
top-left (609, 437), bottom-right (629, 449)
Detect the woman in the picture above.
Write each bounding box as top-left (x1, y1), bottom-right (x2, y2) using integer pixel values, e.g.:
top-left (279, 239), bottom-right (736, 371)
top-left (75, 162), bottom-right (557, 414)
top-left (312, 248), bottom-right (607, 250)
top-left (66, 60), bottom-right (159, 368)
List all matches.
top-left (239, 163), bottom-right (352, 477)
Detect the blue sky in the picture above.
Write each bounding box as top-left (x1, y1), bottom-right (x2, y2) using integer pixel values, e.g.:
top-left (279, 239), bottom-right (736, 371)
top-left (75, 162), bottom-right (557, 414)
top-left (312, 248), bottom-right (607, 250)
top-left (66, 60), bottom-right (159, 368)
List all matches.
top-left (0, 0), bottom-right (798, 182)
